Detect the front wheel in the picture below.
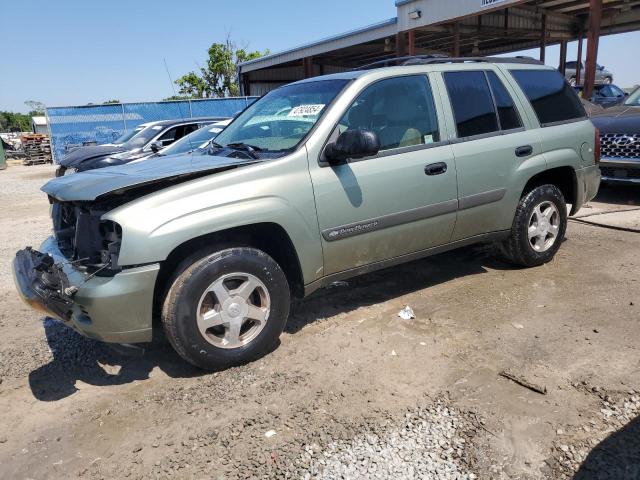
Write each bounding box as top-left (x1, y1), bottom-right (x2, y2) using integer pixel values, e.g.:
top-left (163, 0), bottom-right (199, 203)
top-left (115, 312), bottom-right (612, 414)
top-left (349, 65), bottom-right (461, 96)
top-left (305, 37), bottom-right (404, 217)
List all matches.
top-left (498, 184), bottom-right (567, 267)
top-left (162, 247), bottom-right (290, 370)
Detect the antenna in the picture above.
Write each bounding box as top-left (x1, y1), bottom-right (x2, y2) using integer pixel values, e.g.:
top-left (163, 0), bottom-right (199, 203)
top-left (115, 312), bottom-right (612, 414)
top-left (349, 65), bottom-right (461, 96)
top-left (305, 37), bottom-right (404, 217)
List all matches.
top-left (163, 58), bottom-right (196, 154)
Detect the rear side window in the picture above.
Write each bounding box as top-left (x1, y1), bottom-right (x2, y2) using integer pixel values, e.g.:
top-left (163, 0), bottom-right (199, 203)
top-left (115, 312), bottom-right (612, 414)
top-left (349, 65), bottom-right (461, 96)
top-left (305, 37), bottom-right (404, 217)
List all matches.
top-left (511, 70), bottom-right (586, 126)
top-left (486, 71), bottom-right (522, 131)
top-left (444, 71), bottom-right (499, 138)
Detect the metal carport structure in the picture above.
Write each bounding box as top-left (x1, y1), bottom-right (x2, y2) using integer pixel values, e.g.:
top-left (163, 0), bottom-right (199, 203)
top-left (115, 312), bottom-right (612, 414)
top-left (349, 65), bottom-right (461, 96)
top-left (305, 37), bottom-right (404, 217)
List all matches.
top-left (239, 0), bottom-right (640, 99)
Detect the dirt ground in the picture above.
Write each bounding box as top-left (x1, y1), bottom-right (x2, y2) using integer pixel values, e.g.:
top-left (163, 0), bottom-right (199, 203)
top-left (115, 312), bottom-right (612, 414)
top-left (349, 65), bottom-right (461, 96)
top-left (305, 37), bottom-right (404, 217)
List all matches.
top-left (0, 164), bottom-right (639, 479)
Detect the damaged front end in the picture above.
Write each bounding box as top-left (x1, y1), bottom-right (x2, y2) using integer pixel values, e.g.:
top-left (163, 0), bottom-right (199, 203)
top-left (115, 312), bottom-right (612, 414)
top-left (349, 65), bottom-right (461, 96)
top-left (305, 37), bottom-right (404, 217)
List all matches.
top-left (13, 197), bottom-right (125, 323)
top-left (13, 247), bottom-right (75, 320)
top-left (51, 199), bottom-right (123, 273)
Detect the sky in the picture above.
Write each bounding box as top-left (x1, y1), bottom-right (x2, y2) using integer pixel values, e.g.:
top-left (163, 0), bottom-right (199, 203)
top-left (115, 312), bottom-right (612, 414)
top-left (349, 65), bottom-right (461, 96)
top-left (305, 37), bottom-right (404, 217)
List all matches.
top-left (2, 1), bottom-right (638, 113)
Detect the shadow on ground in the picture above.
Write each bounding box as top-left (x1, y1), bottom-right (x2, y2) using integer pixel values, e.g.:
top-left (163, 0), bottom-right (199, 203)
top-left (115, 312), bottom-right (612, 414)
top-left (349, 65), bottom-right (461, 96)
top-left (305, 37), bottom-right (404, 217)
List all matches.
top-left (29, 243), bottom-right (513, 401)
top-left (574, 416), bottom-right (640, 479)
top-left (286, 243), bottom-right (515, 334)
top-left (28, 319), bottom-right (202, 402)
top-left (594, 184), bottom-right (640, 206)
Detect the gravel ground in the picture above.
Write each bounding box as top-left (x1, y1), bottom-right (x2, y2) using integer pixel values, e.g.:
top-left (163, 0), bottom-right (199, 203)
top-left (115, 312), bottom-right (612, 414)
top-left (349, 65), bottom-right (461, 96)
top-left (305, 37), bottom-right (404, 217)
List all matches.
top-left (0, 165), bottom-right (639, 479)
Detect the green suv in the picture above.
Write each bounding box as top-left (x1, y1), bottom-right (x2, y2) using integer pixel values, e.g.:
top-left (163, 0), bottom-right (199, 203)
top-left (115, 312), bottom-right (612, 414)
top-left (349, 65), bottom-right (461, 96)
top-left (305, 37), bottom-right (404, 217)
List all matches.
top-left (13, 57), bottom-right (600, 370)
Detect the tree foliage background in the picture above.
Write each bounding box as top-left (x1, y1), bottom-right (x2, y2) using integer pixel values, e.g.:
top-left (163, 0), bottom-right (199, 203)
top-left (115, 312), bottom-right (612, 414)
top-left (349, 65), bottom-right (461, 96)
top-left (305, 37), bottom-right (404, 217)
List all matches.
top-left (171, 37), bottom-right (268, 99)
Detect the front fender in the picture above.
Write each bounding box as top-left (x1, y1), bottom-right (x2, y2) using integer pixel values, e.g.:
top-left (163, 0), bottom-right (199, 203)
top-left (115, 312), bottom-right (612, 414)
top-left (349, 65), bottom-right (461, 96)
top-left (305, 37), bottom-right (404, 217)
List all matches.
top-left (103, 155), bottom-right (323, 284)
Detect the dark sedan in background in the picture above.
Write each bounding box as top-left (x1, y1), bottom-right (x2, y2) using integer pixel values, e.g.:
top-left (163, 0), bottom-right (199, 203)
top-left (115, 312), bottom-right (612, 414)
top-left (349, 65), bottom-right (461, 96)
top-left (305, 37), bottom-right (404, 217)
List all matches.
top-left (591, 87), bottom-right (640, 185)
top-left (56, 117), bottom-right (228, 176)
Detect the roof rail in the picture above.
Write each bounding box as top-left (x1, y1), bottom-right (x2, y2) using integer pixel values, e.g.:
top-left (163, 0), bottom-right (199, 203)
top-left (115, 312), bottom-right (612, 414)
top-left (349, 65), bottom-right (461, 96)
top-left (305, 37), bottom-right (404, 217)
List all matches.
top-left (355, 55), bottom-right (543, 70)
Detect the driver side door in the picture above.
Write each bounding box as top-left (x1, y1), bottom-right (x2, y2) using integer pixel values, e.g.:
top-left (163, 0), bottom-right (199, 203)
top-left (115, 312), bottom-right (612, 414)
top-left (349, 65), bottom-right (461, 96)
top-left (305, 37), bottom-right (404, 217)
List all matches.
top-left (309, 74), bottom-right (458, 276)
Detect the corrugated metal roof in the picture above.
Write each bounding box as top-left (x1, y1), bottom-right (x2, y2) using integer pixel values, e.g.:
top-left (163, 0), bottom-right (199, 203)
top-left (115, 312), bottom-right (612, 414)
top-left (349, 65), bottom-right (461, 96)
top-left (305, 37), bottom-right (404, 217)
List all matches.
top-left (239, 17), bottom-right (398, 73)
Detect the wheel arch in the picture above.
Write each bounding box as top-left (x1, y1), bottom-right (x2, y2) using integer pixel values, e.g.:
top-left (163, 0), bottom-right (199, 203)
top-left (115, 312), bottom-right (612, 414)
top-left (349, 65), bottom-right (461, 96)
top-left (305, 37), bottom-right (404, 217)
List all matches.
top-left (153, 222), bottom-right (306, 324)
top-left (521, 166), bottom-right (578, 214)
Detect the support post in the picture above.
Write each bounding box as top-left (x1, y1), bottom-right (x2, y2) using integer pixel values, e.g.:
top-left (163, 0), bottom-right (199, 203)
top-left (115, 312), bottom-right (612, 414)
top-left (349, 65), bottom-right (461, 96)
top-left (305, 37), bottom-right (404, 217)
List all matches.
top-left (576, 30), bottom-right (584, 85)
top-left (303, 57), bottom-right (314, 79)
top-left (452, 23), bottom-right (460, 57)
top-left (396, 31), bottom-right (406, 57)
top-left (242, 74), bottom-right (251, 96)
top-left (583, 0), bottom-right (602, 99)
top-left (540, 13), bottom-right (547, 63)
top-left (504, 8), bottom-right (509, 30)
top-left (559, 40), bottom-right (568, 76)
top-left (407, 29), bottom-right (416, 56)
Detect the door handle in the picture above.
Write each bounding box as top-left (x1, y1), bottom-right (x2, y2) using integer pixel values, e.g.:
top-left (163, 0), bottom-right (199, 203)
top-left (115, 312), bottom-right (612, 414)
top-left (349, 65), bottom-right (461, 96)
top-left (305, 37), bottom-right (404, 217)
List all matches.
top-left (424, 162), bottom-right (447, 176)
top-left (515, 145), bottom-right (533, 157)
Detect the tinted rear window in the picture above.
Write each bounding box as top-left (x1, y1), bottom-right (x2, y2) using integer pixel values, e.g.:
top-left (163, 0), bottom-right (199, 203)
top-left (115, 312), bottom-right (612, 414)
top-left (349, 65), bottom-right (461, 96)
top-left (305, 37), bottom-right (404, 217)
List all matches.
top-left (444, 71), bottom-right (499, 138)
top-left (511, 70), bottom-right (586, 126)
top-left (486, 71), bottom-right (522, 131)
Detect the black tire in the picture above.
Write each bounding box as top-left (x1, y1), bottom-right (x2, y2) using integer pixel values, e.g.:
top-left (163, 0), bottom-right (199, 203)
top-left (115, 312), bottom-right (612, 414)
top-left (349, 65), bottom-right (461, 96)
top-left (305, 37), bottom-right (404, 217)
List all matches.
top-left (55, 166), bottom-right (66, 177)
top-left (498, 184), bottom-right (567, 267)
top-left (162, 247), bottom-right (290, 370)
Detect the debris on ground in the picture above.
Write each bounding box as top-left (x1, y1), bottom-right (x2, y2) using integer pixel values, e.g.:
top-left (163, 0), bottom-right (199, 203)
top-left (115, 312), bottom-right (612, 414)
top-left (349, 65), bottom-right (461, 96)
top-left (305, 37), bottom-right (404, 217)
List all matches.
top-left (398, 306), bottom-right (415, 320)
top-left (499, 370), bottom-right (548, 395)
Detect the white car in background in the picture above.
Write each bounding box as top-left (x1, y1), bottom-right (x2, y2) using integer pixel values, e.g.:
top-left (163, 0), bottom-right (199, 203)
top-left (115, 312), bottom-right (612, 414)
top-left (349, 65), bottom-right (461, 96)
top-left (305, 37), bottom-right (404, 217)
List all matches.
top-left (116, 118), bottom-right (233, 165)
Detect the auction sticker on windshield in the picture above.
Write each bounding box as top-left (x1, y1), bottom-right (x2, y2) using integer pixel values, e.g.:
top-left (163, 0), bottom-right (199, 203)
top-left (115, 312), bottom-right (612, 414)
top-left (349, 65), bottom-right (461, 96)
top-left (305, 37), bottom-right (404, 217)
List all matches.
top-left (288, 104), bottom-right (325, 117)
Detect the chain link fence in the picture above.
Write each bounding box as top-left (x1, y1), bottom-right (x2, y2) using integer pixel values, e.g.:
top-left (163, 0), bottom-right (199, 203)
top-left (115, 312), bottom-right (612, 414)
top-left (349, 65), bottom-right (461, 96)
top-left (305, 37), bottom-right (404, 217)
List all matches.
top-left (45, 97), bottom-right (257, 162)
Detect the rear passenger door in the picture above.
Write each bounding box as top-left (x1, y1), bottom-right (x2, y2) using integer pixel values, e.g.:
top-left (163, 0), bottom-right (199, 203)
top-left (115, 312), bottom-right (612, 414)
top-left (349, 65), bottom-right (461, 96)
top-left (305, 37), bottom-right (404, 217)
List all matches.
top-left (310, 75), bottom-right (458, 275)
top-left (440, 69), bottom-right (543, 240)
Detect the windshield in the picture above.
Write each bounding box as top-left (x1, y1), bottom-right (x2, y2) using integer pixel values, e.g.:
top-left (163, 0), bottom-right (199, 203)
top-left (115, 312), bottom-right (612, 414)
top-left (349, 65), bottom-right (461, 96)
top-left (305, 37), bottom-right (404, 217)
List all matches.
top-left (120, 124), bottom-right (164, 149)
top-left (213, 79), bottom-right (350, 153)
top-left (624, 88), bottom-right (640, 106)
top-left (113, 126), bottom-right (145, 145)
top-left (159, 125), bottom-right (219, 156)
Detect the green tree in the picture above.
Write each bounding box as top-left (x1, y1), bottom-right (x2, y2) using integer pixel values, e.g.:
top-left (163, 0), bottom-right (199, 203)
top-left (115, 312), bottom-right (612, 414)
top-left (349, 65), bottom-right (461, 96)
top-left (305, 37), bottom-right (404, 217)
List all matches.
top-left (24, 100), bottom-right (45, 115)
top-left (175, 38), bottom-right (268, 98)
top-left (0, 111), bottom-right (31, 132)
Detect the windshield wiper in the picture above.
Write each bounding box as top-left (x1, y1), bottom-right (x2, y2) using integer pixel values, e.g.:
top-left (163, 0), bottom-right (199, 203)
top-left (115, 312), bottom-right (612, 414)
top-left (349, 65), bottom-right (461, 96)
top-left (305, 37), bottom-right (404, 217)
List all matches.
top-left (225, 142), bottom-right (263, 159)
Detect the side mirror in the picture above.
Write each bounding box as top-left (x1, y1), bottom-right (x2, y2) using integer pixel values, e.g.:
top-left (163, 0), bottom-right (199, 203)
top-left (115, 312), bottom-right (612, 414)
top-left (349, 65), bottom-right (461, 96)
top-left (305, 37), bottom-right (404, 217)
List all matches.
top-left (150, 141), bottom-right (162, 153)
top-left (324, 130), bottom-right (380, 164)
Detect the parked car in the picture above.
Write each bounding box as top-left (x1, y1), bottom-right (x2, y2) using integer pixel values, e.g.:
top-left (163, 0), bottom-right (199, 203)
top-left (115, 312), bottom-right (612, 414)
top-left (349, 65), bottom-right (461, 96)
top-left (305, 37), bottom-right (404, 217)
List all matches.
top-left (574, 84), bottom-right (628, 108)
top-left (14, 58), bottom-right (600, 370)
top-left (102, 119), bottom-right (233, 167)
top-left (580, 98), bottom-right (605, 117)
top-left (56, 117), bottom-right (229, 176)
top-left (591, 87), bottom-right (640, 184)
top-left (564, 61), bottom-right (613, 86)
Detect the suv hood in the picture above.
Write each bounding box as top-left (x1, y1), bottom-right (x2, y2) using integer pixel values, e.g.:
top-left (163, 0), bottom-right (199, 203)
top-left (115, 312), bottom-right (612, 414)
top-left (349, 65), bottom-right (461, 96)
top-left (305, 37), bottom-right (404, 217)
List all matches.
top-left (59, 145), bottom-right (127, 168)
top-left (591, 105), bottom-right (640, 134)
top-left (43, 154), bottom-right (260, 202)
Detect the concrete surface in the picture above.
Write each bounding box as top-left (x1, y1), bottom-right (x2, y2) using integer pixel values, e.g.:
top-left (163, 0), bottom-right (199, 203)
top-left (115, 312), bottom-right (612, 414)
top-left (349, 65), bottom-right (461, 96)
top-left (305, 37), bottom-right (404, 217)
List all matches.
top-left (0, 164), bottom-right (638, 479)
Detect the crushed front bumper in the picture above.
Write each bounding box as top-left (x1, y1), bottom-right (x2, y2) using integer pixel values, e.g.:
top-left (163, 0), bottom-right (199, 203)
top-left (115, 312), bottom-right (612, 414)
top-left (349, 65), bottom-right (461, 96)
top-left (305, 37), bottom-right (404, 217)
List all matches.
top-left (12, 237), bottom-right (160, 343)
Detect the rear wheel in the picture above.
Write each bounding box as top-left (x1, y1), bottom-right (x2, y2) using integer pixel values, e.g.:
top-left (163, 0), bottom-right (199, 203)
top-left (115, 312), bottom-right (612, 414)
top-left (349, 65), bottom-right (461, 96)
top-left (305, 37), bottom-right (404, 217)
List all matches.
top-left (603, 76), bottom-right (613, 85)
top-left (162, 247), bottom-right (290, 370)
top-left (498, 184), bottom-right (567, 267)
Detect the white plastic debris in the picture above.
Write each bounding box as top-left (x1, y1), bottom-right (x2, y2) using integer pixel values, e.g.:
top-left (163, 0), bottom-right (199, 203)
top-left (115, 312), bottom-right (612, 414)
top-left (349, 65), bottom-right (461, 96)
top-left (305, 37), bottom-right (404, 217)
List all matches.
top-left (391, 350), bottom-right (398, 356)
top-left (512, 322), bottom-right (524, 329)
top-left (264, 430), bottom-right (277, 438)
top-left (398, 306), bottom-right (415, 320)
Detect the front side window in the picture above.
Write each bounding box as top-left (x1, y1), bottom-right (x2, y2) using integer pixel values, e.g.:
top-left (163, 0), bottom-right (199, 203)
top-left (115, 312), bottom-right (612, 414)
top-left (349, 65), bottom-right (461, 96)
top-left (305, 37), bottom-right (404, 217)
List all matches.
top-left (338, 75), bottom-right (440, 152)
top-left (511, 69), bottom-right (586, 126)
top-left (213, 79), bottom-right (349, 154)
top-left (444, 71), bottom-right (499, 138)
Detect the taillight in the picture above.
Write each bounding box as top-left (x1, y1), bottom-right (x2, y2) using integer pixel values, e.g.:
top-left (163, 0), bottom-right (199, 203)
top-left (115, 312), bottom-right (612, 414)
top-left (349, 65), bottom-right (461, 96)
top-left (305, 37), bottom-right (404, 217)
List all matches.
top-left (594, 128), bottom-right (601, 165)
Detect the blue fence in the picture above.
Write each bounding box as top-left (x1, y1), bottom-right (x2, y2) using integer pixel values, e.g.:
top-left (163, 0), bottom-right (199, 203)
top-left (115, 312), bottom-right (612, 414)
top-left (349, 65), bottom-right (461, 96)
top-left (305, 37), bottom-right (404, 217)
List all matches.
top-left (46, 97), bottom-right (257, 162)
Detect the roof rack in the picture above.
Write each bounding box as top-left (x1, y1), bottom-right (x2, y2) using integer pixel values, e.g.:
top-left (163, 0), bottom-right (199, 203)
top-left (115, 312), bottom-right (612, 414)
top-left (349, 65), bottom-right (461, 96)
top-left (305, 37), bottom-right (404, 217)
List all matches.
top-left (355, 55), bottom-right (543, 70)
